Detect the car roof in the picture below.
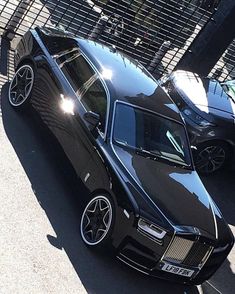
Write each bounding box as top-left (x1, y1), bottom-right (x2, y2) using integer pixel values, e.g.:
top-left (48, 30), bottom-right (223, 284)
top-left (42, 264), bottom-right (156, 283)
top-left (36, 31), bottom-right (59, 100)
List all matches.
top-left (76, 38), bottom-right (182, 122)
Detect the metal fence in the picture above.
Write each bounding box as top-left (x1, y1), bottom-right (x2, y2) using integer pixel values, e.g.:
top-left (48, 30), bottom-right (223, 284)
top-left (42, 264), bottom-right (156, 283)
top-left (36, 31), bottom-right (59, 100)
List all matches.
top-left (0, 0), bottom-right (218, 77)
top-left (209, 38), bottom-right (235, 81)
top-left (0, 38), bottom-right (14, 87)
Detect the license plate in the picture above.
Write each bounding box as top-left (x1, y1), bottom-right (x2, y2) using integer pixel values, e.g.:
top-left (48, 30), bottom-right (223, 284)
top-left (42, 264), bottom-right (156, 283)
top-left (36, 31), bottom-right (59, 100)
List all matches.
top-left (161, 263), bottom-right (194, 277)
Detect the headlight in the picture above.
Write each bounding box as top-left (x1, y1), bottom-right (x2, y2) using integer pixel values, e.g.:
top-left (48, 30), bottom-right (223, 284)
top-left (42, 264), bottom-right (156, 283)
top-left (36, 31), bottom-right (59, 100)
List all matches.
top-left (138, 219), bottom-right (166, 243)
top-left (182, 107), bottom-right (215, 127)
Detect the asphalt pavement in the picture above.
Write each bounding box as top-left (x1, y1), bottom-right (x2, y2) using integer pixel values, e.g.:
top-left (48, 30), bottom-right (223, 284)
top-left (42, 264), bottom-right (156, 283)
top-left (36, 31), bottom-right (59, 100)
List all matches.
top-left (0, 82), bottom-right (234, 294)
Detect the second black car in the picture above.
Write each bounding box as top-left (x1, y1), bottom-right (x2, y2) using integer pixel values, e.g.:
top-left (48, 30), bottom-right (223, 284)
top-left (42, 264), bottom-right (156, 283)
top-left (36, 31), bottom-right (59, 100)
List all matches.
top-left (162, 70), bottom-right (235, 174)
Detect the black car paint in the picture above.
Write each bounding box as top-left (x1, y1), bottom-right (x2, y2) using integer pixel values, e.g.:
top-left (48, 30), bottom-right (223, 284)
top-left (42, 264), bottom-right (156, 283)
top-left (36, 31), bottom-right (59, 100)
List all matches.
top-left (13, 27), bottom-right (234, 284)
top-left (164, 71), bottom-right (235, 154)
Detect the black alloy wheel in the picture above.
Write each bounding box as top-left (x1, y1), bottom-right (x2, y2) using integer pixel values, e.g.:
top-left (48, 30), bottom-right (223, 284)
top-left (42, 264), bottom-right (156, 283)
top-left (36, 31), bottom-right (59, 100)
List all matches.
top-left (8, 64), bottom-right (34, 108)
top-left (195, 142), bottom-right (230, 174)
top-left (80, 195), bottom-right (114, 247)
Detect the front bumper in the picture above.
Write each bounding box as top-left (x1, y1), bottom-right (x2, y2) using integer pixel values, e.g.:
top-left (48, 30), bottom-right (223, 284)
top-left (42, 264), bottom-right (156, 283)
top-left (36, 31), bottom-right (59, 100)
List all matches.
top-left (115, 225), bottom-right (233, 285)
top-left (182, 115), bottom-right (215, 147)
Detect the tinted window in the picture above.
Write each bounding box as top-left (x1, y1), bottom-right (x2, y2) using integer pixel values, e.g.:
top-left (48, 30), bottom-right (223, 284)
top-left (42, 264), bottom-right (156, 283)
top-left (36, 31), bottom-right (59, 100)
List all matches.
top-left (81, 80), bottom-right (107, 133)
top-left (113, 103), bottom-right (192, 167)
top-left (58, 51), bottom-right (94, 93)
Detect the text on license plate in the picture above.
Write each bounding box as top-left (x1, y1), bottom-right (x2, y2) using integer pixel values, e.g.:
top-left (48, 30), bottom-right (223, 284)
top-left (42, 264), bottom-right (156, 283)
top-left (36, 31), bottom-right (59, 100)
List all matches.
top-left (161, 263), bottom-right (194, 277)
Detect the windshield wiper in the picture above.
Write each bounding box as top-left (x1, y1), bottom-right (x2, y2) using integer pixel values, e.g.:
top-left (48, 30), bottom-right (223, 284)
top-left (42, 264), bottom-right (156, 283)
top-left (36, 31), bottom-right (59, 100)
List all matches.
top-left (115, 140), bottom-right (191, 168)
top-left (115, 139), bottom-right (128, 146)
top-left (135, 147), bottom-right (161, 160)
top-left (226, 92), bottom-right (235, 104)
top-left (136, 147), bottom-right (191, 168)
top-left (222, 84), bottom-right (235, 104)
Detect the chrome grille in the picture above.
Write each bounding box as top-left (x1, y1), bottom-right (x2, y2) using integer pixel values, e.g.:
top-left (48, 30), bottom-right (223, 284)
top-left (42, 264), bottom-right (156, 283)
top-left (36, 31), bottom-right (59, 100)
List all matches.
top-left (183, 242), bottom-right (212, 267)
top-left (163, 237), bottom-right (194, 264)
top-left (163, 236), bottom-right (212, 267)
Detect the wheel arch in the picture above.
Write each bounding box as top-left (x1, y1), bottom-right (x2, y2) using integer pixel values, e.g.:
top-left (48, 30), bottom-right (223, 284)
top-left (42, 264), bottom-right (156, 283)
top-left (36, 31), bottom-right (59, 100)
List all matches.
top-left (194, 139), bottom-right (234, 174)
top-left (197, 139), bottom-right (233, 156)
top-left (15, 56), bottom-right (36, 71)
top-left (89, 188), bottom-right (115, 202)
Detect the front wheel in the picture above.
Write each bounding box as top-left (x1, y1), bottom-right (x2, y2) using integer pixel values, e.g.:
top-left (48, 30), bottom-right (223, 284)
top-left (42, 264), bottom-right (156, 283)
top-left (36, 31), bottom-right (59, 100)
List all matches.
top-left (80, 195), bottom-right (114, 248)
top-left (8, 64), bottom-right (34, 108)
top-left (194, 142), bottom-right (231, 175)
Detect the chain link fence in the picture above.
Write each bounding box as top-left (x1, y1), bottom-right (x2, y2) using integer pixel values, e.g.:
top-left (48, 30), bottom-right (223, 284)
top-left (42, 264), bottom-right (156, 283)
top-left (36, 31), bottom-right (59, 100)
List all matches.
top-left (0, 0), bottom-right (218, 78)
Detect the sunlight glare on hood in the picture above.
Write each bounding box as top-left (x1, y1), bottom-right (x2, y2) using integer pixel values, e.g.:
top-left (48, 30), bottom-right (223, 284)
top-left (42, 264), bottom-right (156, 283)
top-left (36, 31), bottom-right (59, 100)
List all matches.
top-left (101, 68), bottom-right (113, 80)
top-left (175, 71), bottom-right (209, 113)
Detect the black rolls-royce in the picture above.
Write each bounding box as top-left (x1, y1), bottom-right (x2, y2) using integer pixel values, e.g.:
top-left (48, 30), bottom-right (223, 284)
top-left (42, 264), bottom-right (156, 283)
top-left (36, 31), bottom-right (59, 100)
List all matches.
top-left (9, 27), bottom-right (234, 285)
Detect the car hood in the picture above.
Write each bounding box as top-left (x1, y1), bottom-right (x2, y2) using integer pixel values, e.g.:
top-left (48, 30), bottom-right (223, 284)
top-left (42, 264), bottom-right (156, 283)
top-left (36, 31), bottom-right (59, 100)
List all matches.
top-left (173, 72), bottom-right (235, 115)
top-left (113, 144), bottom-right (218, 238)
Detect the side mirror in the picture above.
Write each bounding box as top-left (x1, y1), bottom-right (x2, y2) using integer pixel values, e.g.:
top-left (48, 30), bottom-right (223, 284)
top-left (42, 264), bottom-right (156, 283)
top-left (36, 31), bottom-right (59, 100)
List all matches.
top-left (83, 111), bottom-right (100, 130)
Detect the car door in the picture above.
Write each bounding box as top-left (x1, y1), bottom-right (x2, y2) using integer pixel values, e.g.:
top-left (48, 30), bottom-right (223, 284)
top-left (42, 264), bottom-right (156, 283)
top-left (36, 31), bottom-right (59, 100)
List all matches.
top-left (68, 77), bottom-right (110, 190)
top-left (54, 48), bottom-right (101, 177)
top-left (54, 48), bottom-right (108, 184)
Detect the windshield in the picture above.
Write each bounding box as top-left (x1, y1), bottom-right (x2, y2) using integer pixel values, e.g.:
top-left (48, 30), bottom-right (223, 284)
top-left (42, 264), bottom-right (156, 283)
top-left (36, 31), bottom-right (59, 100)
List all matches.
top-left (113, 103), bottom-right (192, 168)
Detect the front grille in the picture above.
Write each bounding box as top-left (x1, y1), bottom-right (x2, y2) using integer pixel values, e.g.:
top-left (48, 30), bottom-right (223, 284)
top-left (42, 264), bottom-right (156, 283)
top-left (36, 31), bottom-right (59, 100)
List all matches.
top-left (183, 242), bottom-right (211, 267)
top-left (163, 236), bottom-right (212, 268)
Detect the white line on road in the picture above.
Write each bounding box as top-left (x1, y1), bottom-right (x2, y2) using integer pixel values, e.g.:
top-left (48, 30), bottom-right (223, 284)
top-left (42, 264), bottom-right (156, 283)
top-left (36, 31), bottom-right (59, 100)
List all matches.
top-left (205, 281), bottom-right (222, 294)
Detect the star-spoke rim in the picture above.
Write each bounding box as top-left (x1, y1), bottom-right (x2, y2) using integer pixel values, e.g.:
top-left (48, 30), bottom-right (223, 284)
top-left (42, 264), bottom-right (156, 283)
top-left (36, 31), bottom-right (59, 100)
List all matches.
top-left (196, 145), bottom-right (226, 174)
top-left (80, 195), bottom-right (113, 246)
top-left (9, 64), bottom-right (34, 107)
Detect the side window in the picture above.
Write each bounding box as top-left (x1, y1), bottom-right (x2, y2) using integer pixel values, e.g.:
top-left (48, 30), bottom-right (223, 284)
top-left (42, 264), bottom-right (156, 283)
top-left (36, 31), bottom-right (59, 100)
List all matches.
top-left (57, 50), bottom-right (94, 93)
top-left (81, 80), bottom-right (107, 133)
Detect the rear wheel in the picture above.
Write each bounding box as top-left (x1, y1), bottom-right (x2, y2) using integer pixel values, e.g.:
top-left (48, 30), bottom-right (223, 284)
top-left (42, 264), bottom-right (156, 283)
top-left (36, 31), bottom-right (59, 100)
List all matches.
top-left (80, 194), bottom-right (114, 249)
top-left (8, 64), bottom-right (34, 108)
top-left (194, 141), bottom-right (231, 174)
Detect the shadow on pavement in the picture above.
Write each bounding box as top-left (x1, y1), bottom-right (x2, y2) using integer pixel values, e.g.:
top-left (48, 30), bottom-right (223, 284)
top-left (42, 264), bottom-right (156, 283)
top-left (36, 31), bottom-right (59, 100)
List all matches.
top-left (208, 258), bottom-right (235, 294)
top-left (0, 82), bottom-right (201, 293)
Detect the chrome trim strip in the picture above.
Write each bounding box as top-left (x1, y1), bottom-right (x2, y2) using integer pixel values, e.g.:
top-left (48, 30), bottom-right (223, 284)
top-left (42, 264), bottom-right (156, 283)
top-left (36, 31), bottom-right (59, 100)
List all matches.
top-left (84, 172), bottom-right (90, 182)
top-left (119, 253), bottom-right (149, 270)
top-left (117, 256), bottom-right (149, 275)
top-left (200, 246), bottom-right (214, 268)
top-left (137, 229), bottom-right (163, 246)
top-left (52, 47), bottom-right (80, 59)
top-left (138, 219), bottom-right (166, 239)
top-left (58, 51), bottom-right (82, 68)
top-left (208, 199), bottom-right (218, 240)
top-left (80, 51), bottom-right (111, 141)
top-left (123, 209), bottom-right (130, 219)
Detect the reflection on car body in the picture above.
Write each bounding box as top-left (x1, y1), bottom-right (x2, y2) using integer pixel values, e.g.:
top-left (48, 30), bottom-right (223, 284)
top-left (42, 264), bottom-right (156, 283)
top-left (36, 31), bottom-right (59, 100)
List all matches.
top-left (161, 70), bottom-right (235, 174)
top-left (9, 27), bottom-right (234, 285)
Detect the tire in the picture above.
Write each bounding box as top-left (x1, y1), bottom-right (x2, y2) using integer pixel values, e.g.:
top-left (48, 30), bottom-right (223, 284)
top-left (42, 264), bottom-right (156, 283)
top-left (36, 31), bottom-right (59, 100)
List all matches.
top-left (8, 64), bottom-right (34, 109)
top-left (194, 141), bottom-right (231, 175)
top-left (80, 194), bottom-right (114, 250)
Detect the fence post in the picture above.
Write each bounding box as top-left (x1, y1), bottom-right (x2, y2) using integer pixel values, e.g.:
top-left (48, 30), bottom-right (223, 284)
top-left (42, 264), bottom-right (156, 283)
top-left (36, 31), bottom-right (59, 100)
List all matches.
top-left (176, 0), bottom-right (235, 76)
top-left (2, 0), bottom-right (31, 40)
top-left (0, 37), bottom-right (10, 76)
top-left (147, 41), bottom-right (171, 72)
